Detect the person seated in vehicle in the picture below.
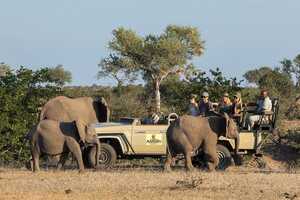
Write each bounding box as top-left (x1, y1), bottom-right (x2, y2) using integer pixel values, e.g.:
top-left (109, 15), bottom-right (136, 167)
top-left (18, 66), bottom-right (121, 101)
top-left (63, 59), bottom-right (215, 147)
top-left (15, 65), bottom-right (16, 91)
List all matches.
top-left (198, 92), bottom-right (214, 116)
top-left (188, 94), bottom-right (200, 116)
top-left (151, 113), bottom-right (160, 124)
top-left (247, 89), bottom-right (272, 130)
top-left (218, 92), bottom-right (232, 114)
top-left (230, 92), bottom-right (243, 124)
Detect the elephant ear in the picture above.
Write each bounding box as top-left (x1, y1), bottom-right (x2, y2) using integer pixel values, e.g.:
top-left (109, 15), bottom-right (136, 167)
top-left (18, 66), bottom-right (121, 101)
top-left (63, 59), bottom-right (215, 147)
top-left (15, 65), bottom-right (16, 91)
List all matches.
top-left (224, 113), bottom-right (238, 139)
top-left (93, 97), bottom-right (110, 123)
top-left (75, 120), bottom-right (86, 143)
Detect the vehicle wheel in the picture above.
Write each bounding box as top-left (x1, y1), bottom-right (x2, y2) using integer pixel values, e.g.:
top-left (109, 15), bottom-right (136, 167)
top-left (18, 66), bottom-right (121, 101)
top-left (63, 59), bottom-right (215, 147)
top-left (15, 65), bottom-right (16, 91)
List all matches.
top-left (216, 144), bottom-right (233, 170)
top-left (88, 143), bottom-right (117, 169)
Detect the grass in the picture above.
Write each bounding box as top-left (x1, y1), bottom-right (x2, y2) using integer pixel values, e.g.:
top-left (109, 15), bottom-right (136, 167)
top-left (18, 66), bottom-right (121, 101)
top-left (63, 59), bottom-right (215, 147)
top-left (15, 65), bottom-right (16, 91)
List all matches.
top-left (0, 167), bottom-right (299, 200)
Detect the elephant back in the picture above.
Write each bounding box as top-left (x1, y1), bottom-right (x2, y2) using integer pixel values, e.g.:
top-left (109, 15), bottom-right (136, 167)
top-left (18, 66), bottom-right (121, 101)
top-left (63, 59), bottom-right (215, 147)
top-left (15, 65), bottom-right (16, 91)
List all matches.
top-left (177, 115), bottom-right (211, 146)
top-left (40, 96), bottom-right (98, 124)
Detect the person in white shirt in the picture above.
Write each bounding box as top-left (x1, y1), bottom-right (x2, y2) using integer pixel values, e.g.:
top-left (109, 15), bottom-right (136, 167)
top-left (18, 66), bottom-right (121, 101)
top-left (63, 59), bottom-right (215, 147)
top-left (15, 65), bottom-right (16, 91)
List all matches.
top-left (247, 90), bottom-right (272, 130)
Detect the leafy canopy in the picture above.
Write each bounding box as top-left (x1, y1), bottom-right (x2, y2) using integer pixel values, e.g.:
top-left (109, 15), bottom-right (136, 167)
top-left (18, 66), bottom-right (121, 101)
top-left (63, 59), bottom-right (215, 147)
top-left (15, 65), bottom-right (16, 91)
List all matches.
top-left (99, 25), bottom-right (205, 112)
top-left (100, 25), bottom-right (204, 82)
top-left (0, 66), bottom-right (63, 165)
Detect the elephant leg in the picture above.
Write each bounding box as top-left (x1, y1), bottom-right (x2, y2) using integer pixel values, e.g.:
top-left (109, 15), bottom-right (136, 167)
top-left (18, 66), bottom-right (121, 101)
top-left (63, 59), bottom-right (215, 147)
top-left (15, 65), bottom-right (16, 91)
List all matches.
top-left (164, 152), bottom-right (174, 172)
top-left (184, 150), bottom-right (194, 172)
top-left (57, 153), bottom-right (69, 170)
top-left (65, 137), bottom-right (84, 172)
top-left (203, 138), bottom-right (218, 172)
top-left (31, 146), bottom-right (40, 172)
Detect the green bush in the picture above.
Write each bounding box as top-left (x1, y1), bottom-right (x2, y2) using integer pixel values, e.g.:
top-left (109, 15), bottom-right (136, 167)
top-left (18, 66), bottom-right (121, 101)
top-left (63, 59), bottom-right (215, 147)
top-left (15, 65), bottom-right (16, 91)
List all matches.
top-left (0, 67), bottom-right (63, 166)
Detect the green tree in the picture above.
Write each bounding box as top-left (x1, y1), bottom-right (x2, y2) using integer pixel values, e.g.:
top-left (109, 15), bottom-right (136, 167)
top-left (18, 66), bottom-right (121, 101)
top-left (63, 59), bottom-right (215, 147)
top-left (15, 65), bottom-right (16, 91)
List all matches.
top-left (0, 66), bottom-right (63, 165)
top-left (0, 62), bottom-right (10, 77)
top-left (280, 58), bottom-right (294, 78)
top-left (243, 67), bottom-right (273, 86)
top-left (99, 25), bottom-right (205, 112)
top-left (293, 54), bottom-right (300, 88)
top-left (244, 66), bottom-right (294, 97)
top-left (161, 68), bottom-right (242, 114)
top-left (48, 64), bottom-right (72, 86)
top-left (98, 56), bottom-right (138, 89)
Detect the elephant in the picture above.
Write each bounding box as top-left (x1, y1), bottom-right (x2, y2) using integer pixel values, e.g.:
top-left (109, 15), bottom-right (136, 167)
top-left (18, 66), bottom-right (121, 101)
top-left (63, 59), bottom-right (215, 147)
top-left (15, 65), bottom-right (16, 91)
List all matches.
top-left (30, 119), bottom-right (100, 172)
top-left (39, 96), bottom-right (109, 167)
top-left (164, 113), bottom-right (239, 172)
top-left (40, 96), bottom-right (109, 124)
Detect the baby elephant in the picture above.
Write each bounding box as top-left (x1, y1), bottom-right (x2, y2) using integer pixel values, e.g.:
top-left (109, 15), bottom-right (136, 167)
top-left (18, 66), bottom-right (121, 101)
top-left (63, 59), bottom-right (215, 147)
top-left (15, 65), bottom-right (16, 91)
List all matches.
top-left (30, 119), bottom-right (100, 172)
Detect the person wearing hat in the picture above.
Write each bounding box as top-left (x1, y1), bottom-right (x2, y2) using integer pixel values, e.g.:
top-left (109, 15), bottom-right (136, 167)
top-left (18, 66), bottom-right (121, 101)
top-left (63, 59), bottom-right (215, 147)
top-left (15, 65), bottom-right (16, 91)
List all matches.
top-left (188, 94), bottom-right (200, 116)
top-left (218, 92), bottom-right (232, 114)
top-left (231, 92), bottom-right (243, 123)
top-left (198, 92), bottom-right (214, 116)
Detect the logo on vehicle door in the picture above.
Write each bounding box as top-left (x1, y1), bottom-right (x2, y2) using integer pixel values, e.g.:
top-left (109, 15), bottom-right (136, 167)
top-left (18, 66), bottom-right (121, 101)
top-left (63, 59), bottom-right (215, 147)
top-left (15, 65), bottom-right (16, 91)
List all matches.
top-left (146, 134), bottom-right (162, 145)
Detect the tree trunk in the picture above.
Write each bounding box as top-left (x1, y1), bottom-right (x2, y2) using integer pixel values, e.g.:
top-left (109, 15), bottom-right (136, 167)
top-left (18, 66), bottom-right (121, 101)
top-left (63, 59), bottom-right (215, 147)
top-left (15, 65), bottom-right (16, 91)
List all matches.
top-left (154, 80), bottom-right (161, 113)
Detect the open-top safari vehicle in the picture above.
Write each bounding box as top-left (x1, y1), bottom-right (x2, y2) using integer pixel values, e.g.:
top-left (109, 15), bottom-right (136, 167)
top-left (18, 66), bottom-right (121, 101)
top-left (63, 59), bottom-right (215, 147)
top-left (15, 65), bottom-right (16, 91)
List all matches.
top-left (92, 98), bottom-right (279, 170)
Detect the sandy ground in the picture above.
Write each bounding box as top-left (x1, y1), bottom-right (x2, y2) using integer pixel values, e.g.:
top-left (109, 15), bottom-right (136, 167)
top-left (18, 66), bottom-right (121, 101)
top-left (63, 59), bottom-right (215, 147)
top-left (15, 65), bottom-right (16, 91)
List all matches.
top-left (0, 167), bottom-right (299, 200)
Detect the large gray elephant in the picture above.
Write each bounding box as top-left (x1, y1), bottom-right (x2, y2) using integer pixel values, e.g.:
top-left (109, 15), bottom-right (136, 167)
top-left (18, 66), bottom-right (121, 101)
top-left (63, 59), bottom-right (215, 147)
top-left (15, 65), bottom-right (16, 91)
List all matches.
top-left (30, 119), bottom-right (100, 172)
top-left (39, 96), bottom-right (109, 167)
top-left (40, 96), bottom-right (109, 124)
top-left (164, 113), bottom-right (239, 172)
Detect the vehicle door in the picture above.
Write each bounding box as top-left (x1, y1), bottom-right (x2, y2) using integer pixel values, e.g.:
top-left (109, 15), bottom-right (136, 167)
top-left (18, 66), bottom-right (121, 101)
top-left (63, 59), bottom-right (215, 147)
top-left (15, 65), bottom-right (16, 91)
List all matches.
top-left (132, 123), bottom-right (168, 154)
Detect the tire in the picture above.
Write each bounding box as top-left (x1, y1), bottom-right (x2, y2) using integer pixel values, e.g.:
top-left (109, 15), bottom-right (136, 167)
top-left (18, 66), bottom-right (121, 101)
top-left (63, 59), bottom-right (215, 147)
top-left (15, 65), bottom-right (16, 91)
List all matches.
top-left (88, 143), bottom-right (117, 169)
top-left (216, 144), bottom-right (233, 170)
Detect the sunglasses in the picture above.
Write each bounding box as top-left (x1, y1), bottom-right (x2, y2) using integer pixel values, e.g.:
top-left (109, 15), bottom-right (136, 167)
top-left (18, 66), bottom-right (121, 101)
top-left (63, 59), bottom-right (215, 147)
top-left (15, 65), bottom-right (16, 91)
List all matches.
top-left (234, 96), bottom-right (239, 99)
top-left (201, 96), bottom-right (208, 98)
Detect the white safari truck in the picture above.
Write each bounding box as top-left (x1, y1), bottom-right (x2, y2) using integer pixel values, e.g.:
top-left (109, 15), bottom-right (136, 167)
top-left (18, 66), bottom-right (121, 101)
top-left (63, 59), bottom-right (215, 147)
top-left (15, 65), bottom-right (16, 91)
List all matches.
top-left (92, 99), bottom-right (279, 169)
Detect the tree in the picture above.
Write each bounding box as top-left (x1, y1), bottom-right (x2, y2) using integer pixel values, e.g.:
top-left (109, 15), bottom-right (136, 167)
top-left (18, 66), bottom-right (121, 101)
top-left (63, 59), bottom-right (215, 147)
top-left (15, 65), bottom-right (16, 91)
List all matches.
top-left (293, 54), bottom-right (300, 88)
top-left (0, 66), bottom-right (63, 165)
top-left (279, 55), bottom-right (300, 88)
top-left (48, 65), bottom-right (72, 86)
top-left (0, 63), bottom-right (10, 77)
top-left (160, 68), bottom-right (242, 114)
top-left (243, 67), bottom-right (273, 86)
top-left (98, 56), bottom-right (138, 88)
top-left (244, 66), bottom-right (294, 97)
top-left (280, 58), bottom-right (294, 78)
top-left (99, 25), bottom-right (205, 112)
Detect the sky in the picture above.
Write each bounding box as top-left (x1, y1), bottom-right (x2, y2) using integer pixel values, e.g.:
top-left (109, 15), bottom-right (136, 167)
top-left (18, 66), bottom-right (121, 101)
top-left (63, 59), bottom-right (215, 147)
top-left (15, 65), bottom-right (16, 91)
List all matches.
top-left (0, 0), bottom-right (299, 86)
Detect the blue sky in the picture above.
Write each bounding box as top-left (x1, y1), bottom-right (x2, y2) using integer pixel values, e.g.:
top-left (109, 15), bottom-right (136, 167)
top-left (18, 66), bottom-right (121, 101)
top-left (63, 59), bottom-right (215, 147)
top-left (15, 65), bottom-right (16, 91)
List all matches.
top-left (1, 0), bottom-right (299, 85)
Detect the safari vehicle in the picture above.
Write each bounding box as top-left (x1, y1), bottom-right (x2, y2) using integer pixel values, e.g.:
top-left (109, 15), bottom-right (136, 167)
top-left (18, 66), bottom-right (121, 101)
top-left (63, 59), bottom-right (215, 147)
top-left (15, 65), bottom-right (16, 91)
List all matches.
top-left (94, 98), bottom-right (279, 169)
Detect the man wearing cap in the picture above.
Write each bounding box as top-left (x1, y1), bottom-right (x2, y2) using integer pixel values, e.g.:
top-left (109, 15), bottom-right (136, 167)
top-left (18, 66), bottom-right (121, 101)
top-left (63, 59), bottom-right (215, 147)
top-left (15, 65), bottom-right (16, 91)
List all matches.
top-left (218, 92), bottom-right (232, 114)
top-left (198, 92), bottom-right (214, 116)
top-left (188, 94), bottom-right (200, 116)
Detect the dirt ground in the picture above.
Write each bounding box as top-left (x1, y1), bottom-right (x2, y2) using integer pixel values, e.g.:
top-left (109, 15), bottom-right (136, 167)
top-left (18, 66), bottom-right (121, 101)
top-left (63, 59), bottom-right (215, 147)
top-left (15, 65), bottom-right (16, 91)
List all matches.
top-left (0, 167), bottom-right (299, 200)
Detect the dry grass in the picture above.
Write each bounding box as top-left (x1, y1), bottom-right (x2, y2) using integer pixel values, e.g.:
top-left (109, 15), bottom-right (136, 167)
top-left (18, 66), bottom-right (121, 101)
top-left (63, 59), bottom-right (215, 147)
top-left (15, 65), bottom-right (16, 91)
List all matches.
top-left (0, 168), bottom-right (299, 200)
